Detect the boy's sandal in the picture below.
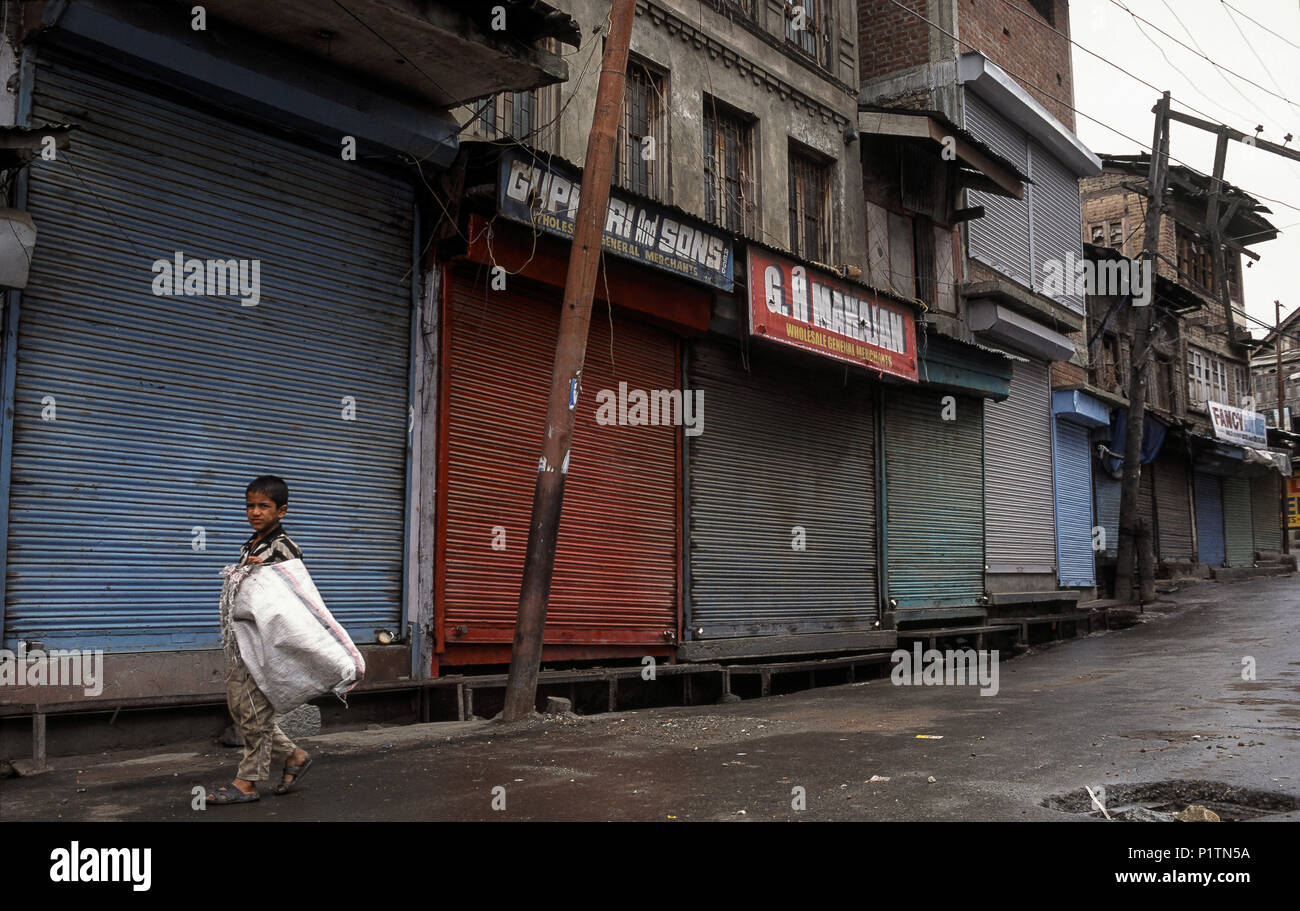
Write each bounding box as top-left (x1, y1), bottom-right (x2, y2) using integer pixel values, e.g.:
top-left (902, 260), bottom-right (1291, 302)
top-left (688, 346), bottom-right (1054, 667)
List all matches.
top-left (207, 783), bottom-right (260, 804)
top-left (273, 756), bottom-right (313, 795)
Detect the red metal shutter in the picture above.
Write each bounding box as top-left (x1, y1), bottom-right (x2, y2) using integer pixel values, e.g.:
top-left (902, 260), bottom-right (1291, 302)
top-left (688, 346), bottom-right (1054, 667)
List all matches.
top-left (440, 268), bottom-right (679, 650)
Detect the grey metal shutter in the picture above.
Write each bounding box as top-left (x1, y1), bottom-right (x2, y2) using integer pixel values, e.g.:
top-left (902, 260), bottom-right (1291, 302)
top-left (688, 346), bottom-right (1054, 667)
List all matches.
top-left (1194, 472), bottom-right (1226, 567)
top-left (1251, 475), bottom-right (1281, 556)
top-left (885, 388), bottom-right (984, 609)
top-left (1153, 453), bottom-right (1194, 561)
top-left (1222, 477), bottom-right (1255, 567)
top-left (984, 359), bottom-right (1055, 572)
top-left (1094, 472), bottom-right (1119, 557)
top-left (964, 92), bottom-right (1031, 287)
top-left (6, 54), bottom-right (413, 651)
top-left (1053, 419), bottom-right (1094, 586)
top-left (1138, 467), bottom-right (1157, 540)
top-left (686, 341), bottom-right (877, 638)
top-left (1028, 142), bottom-right (1085, 314)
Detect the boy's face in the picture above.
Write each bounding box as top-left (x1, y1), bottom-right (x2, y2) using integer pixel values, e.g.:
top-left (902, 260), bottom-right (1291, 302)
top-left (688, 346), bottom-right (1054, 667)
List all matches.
top-left (245, 490), bottom-right (287, 536)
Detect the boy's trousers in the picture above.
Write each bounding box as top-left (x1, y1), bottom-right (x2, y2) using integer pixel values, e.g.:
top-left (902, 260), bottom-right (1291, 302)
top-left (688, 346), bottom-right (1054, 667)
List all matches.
top-left (225, 654), bottom-right (297, 782)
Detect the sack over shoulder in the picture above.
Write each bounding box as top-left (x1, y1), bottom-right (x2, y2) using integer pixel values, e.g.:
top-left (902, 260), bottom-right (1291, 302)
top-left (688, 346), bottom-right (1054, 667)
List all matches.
top-left (221, 559), bottom-right (365, 713)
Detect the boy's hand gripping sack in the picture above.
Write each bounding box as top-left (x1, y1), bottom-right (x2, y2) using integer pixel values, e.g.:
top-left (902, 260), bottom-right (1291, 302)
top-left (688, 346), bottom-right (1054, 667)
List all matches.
top-left (220, 560), bottom-right (365, 713)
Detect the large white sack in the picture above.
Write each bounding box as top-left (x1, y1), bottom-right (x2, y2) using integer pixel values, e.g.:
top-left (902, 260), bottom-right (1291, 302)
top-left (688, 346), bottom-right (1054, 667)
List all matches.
top-left (220, 560), bottom-right (365, 714)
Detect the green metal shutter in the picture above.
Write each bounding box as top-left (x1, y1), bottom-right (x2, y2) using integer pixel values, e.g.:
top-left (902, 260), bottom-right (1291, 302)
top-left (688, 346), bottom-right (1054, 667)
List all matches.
top-left (885, 387), bottom-right (985, 609)
top-left (686, 341), bottom-right (878, 638)
top-left (1222, 477), bottom-right (1255, 567)
top-left (1251, 475), bottom-right (1281, 556)
top-left (6, 54), bottom-right (413, 651)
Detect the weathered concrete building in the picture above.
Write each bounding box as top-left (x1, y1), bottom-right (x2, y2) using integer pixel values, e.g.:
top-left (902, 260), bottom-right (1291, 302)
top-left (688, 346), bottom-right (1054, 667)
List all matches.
top-left (855, 0), bottom-right (1104, 605)
top-left (1080, 155), bottom-right (1285, 585)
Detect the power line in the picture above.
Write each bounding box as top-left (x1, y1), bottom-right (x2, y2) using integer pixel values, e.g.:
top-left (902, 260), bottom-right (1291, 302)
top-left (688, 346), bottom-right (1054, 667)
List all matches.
top-left (1220, 1), bottom-right (1300, 53)
top-left (1107, 0), bottom-right (1300, 112)
top-left (1217, 1), bottom-right (1300, 118)
top-left (886, 0), bottom-right (1300, 218)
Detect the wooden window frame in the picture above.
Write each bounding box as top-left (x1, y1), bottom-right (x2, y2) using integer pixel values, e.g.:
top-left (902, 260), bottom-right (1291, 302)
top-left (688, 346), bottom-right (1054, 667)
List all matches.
top-left (616, 58), bottom-right (668, 200)
top-left (788, 141), bottom-right (832, 263)
top-left (703, 97), bottom-right (757, 236)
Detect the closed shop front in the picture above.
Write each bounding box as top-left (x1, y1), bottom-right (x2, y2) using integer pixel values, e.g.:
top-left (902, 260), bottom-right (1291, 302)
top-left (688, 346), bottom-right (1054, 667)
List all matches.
top-left (1051, 390), bottom-right (1108, 587)
top-left (686, 341), bottom-right (877, 637)
top-left (1153, 451), bottom-right (1194, 561)
top-left (1194, 472), bottom-right (1227, 567)
top-left (439, 268), bottom-right (681, 660)
top-left (885, 388), bottom-right (985, 612)
top-left (5, 52), bottom-right (416, 651)
top-left (1251, 475), bottom-right (1281, 555)
top-left (1222, 476), bottom-right (1255, 567)
top-left (985, 359), bottom-right (1056, 576)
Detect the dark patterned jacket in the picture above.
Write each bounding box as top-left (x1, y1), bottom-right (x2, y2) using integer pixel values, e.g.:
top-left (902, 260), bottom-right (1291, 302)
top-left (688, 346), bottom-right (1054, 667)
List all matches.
top-left (240, 524), bottom-right (303, 566)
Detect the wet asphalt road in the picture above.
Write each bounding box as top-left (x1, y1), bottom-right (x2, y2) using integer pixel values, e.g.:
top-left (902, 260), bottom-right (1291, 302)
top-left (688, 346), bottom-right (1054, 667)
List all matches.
top-left (3, 574), bottom-right (1299, 822)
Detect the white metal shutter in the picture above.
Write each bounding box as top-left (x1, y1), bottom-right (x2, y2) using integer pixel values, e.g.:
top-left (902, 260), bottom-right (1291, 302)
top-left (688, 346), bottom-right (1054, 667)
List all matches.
top-left (964, 92), bottom-right (1031, 287)
top-left (984, 358), bottom-right (1056, 572)
top-left (6, 54), bottom-right (414, 652)
top-left (1029, 141), bottom-right (1085, 313)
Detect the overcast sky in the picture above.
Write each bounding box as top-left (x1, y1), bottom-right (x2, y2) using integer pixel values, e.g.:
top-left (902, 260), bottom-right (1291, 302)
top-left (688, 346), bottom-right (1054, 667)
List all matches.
top-left (1069, 0), bottom-right (1300, 336)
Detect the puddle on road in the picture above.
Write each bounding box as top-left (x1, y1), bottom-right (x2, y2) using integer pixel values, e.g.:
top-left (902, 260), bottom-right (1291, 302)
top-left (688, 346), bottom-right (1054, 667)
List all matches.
top-left (1042, 780), bottom-right (1300, 821)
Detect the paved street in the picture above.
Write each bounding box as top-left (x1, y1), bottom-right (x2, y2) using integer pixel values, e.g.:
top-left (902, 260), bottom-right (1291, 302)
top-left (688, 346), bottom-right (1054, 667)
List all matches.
top-left (3, 574), bottom-right (1299, 822)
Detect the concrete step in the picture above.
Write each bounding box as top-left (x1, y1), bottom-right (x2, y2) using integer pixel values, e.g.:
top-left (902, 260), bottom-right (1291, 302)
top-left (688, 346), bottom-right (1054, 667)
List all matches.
top-left (1210, 564), bottom-right (1292, 583)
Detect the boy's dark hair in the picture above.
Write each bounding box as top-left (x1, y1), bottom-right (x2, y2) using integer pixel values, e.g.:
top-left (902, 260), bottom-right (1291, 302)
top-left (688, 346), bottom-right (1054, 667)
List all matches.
top-left (246, 475), bottom-right (289, 508)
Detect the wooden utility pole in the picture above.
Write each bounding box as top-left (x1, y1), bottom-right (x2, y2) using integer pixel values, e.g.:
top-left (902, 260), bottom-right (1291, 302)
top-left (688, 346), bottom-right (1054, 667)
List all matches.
top-left (1277, 299), bottom-right (1290, 554)
top-left (1115, 92), bottom-right (1169, 603)
top-left (502, 0), bottom-right (637, 722)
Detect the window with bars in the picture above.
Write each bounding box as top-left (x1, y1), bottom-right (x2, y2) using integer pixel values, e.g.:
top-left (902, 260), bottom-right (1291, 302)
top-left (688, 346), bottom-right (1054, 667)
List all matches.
top-left (1090, 223), bottom-right (1105, 244)
top-left (703, 0), bottom-right (756, 17)
top-left (463, 41), bottom-right (563, 153)
top-left (1188, 347), bottom-right (1229, 405)
top-left (703, 99), bottom-right (756, 235)
top-left (784, 0), bottom-right (829, 67)
top-left (1109, 220), bottom-right (1124, 247)
top-left (1177, 225), bottom-right (1216, 294)
top-left (1233, 364), bottom-right (1250, 406)
top-left (616, 60), bottom-right (666, 199)
top-left (788, 144), bottom-right (831, 262)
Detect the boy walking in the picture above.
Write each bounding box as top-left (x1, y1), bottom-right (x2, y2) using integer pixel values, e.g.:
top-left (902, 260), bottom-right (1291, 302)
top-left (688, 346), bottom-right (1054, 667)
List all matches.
top-left (207, 475), bottom-right (314, 805)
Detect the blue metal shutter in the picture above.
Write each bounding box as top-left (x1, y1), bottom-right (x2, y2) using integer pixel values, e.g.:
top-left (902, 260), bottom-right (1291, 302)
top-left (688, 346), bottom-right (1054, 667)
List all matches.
top-left (1053, 419), bottom-right (1094, 586)
top-left (1193, 472), bottom-right (1226, 567)
top-left (6, 54), bottom-right (413, 651)
top-left (1252, 475), bottom-right (1281, 556)
top-left (964, 92), bottom-right (1032, 288)
top-left (885, 388), bottom-right (985, 609)
top-left (1222, 477), bottom-right (1254, 567)
top-left (984, 358), bottom-right (1056, 572)
top-left (686, 341), bottom-right (878, 638)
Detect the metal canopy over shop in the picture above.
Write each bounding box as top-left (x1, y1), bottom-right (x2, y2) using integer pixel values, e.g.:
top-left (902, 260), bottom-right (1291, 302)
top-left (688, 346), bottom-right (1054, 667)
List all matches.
top-left (4, 53), bottom-right (415, 651)
top-left (686, 340), bottom-right (878, 637)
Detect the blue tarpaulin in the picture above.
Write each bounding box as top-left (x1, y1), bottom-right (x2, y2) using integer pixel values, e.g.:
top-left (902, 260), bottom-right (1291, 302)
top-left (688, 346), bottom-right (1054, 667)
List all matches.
top-left (1102, 408), bottom-right (1167, 473)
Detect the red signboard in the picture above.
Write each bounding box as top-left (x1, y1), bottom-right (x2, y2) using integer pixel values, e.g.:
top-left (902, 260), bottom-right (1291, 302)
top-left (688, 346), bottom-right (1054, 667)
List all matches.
top-left (747, 248), bottom-right (918, 382)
